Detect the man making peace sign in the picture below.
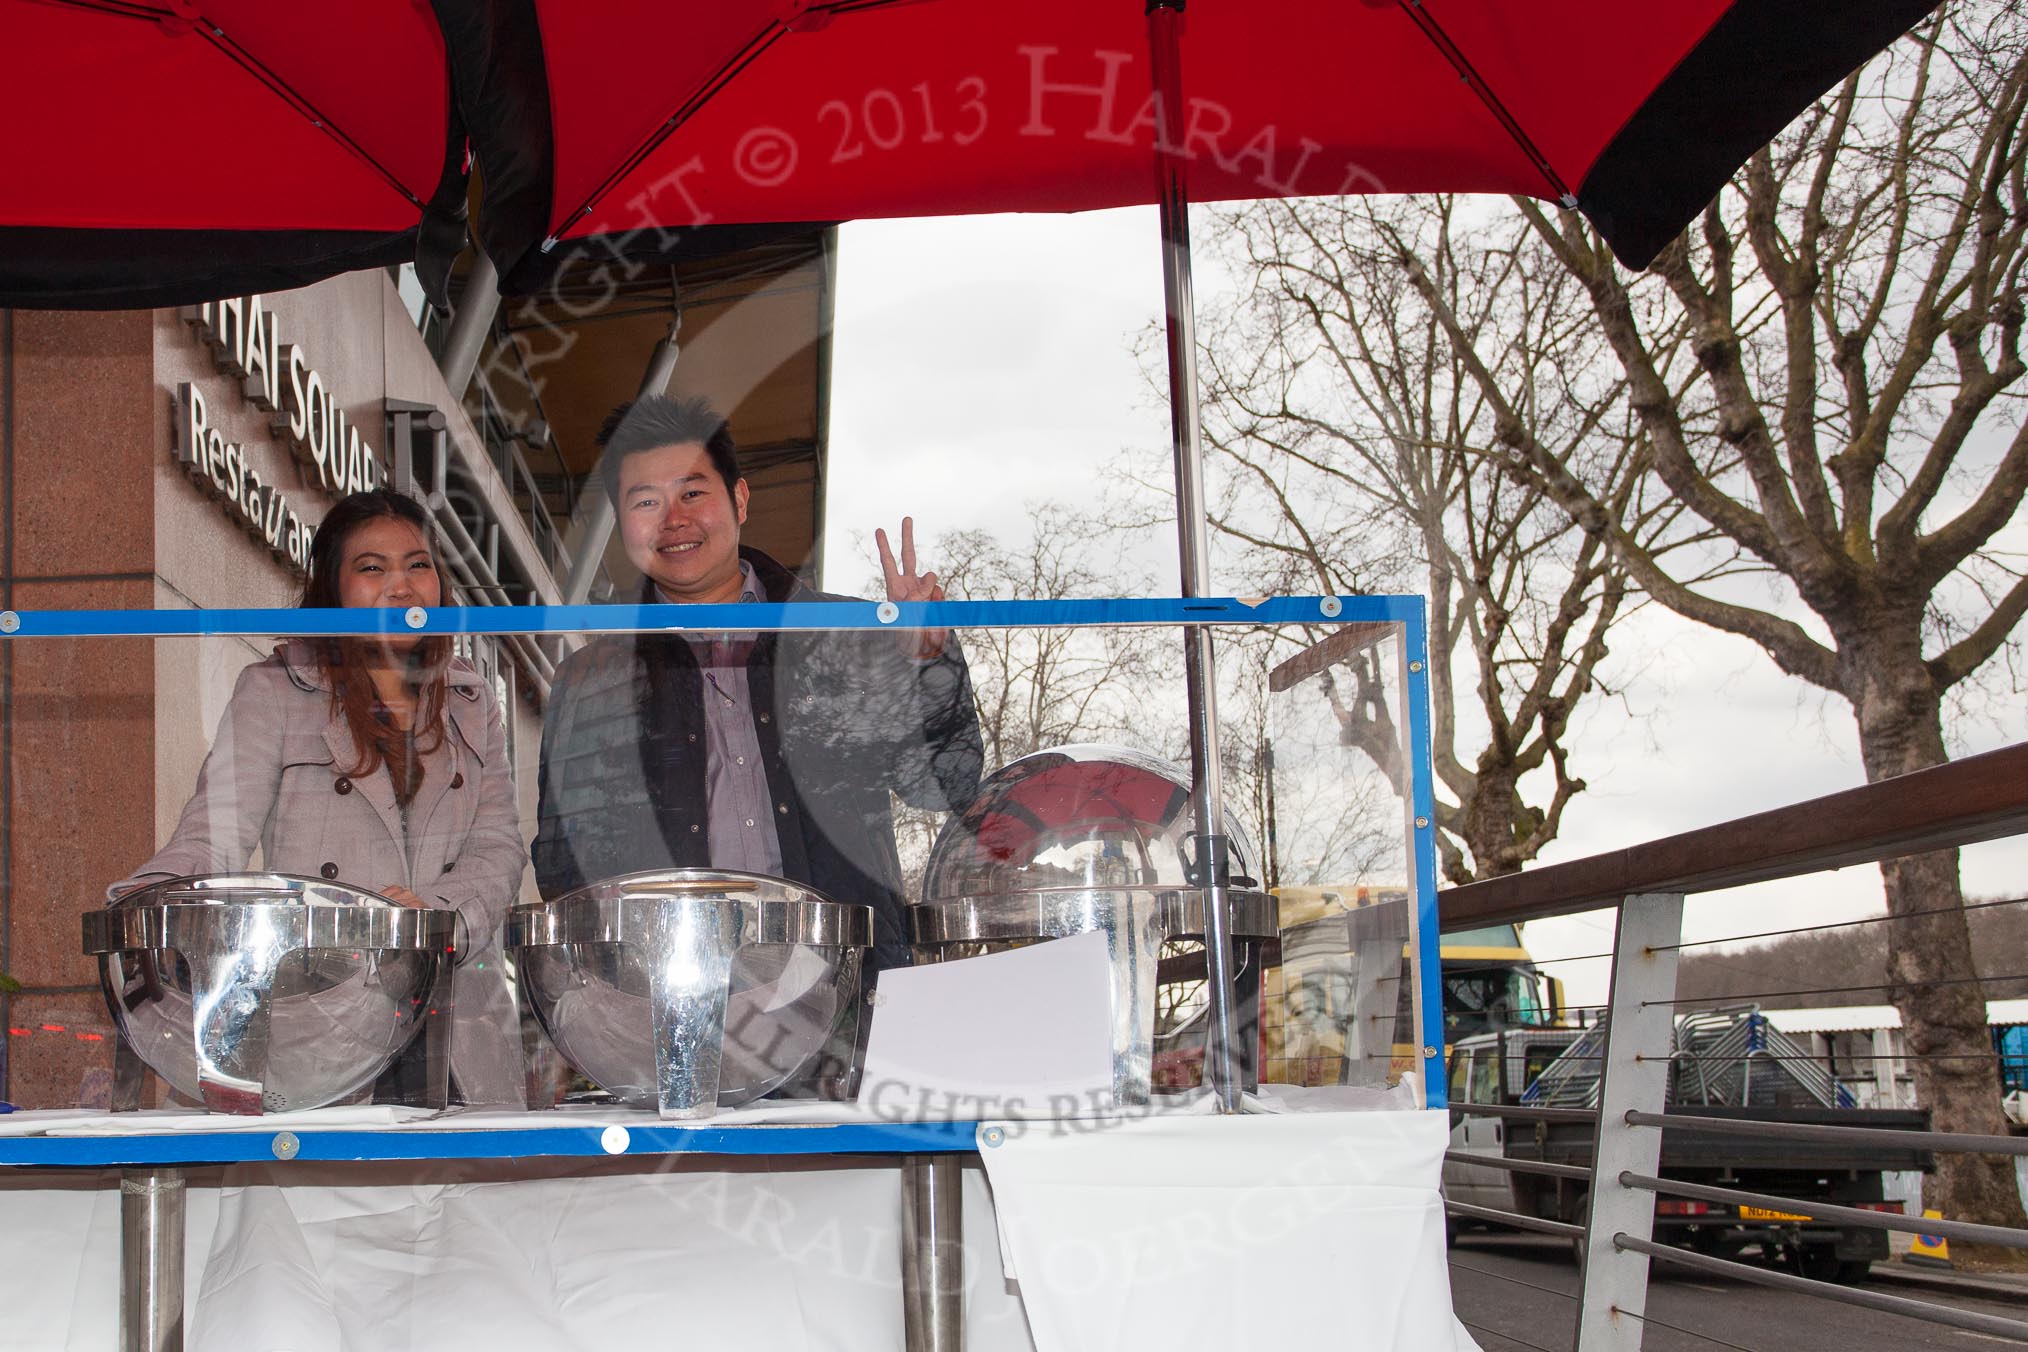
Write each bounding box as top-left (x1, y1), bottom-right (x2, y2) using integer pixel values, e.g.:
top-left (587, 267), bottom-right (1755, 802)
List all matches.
top-left (531, 395), bottom-right (984, 976)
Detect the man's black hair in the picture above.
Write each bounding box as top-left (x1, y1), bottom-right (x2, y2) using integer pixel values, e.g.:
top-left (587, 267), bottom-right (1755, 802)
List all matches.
top-left (594, 395), bottom-right (741, 503)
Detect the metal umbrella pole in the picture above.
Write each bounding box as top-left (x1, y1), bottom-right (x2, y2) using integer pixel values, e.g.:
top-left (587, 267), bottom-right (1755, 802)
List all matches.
top-left (1148, 0), bottom-right (1242, 1115)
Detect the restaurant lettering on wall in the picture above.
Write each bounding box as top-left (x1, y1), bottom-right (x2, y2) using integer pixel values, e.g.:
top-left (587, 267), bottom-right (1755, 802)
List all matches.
top-left (172, 294), bottom-right (386, 574)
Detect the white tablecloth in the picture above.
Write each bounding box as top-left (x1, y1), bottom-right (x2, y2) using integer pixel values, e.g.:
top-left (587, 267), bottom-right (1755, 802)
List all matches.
top-left (0, 1090), bottom-right (1475, 1351)
top-left (980, 1109), bottom-right (1479, 1352)
top-left (0, 1156), bottom-right (1036, 1352)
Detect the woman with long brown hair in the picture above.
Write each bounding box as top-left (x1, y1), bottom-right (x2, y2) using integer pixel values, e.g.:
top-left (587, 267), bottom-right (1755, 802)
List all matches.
top-left (112, 490), bottom-right (527, 1104)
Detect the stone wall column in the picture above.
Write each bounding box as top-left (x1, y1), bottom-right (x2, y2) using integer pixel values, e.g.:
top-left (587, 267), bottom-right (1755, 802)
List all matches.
top-left (0, 308), bottom-right (157, 1109)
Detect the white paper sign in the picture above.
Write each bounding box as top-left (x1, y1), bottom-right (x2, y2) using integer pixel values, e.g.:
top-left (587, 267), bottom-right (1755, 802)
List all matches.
top-left (858, 930), bottom-right (1116, 1119)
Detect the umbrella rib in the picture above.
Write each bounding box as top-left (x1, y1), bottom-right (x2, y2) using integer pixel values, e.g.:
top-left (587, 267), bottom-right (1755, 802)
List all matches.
top-left (42, 0), bottom-right (163, 18)
top-left (197, 24), bottom-right (428, 211)
top-left (37, 0), bottom-right (163, 18)
top-left (39, 0), bottom-right (428, 212)
top-left (1392, 0), bottom-right (1576, 207)
top-left (547, 23), bottom-right (783, 245)
top-left (549, 0), bottom-right (921, 245)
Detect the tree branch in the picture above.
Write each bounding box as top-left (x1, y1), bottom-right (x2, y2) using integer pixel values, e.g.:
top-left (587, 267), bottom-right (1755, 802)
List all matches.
top-left (1400, 233), bottom-right (1845, 693)
top-left (1928, 569), bottom-right (2028, 690)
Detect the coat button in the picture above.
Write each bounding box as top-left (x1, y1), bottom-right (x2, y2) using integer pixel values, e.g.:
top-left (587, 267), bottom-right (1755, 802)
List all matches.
top-left (334, 777), bottom-right (352, 795)
top-left (687, 733), bottom-right (698, 743)
top-left (320, 863), bottom-right (339, 879)
top-left (451, 773), bottom-right (464, 790)
top-left (690, 824), bottom-right (701, 834)
top-left (778, 803), bottom-right (789, 814)
top-left (758, 713), bottom-right (770, 724)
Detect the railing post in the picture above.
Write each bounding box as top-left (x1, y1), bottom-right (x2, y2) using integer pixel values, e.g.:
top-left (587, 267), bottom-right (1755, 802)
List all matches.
top-left (1576, 892), bottom-right (1683, 1352)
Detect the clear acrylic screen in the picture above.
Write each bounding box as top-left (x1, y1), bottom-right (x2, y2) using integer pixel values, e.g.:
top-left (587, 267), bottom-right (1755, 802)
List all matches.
top-left (1, 616), bottom-right (1423, 1110)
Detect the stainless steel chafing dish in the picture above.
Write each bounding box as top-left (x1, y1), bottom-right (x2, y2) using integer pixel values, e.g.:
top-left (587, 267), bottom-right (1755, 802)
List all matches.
top-left (507, 869), bottom-right (873, 1119)
top-left (911, 744), bottom-right (1278, 1105)
top-left (81, 873), bottom-right (457, 1114)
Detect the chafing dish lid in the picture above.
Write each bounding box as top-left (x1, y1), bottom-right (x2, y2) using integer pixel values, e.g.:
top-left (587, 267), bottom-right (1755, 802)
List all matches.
top-left (542, 868), bottom-right (841, 909)
top-left (923, 744), bottom-right (1260, 899)
top-left (109, 872), bottom-right (406, 910)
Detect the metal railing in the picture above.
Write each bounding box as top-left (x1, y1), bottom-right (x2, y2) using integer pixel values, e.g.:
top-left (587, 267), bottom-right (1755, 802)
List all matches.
top-left (385, 398), bottom-right (563, 697)
top-left (1437, 741), bottom-right (2028, 1350)
top-left (473, 382), bottom-right (570, 580)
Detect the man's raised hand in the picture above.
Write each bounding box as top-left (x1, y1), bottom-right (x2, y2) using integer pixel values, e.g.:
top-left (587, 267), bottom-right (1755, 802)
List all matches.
top-left (875, 516), bottom-right (948, 659)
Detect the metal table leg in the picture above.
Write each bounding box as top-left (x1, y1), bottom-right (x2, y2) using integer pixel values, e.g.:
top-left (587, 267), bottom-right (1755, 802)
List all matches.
top-left (121, 1167), bottom-right (185, 1352)
top-left (900, 1154), bottom-right (964, 1352)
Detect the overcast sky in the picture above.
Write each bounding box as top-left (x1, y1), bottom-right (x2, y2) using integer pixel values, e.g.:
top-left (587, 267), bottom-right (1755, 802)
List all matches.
top-left (819, 208), bottom-right (2028, 1008)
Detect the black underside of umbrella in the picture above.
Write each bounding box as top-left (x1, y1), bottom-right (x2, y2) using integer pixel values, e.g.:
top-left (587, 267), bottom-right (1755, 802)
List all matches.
top-left (1, 26), bottom-right (473, 314)
top-left (503, 220), bottom-right (844, 292)
top-left (0, 227), bottom-right (421, 311)
top-left (1579, 0), bottom-right (1944, 270)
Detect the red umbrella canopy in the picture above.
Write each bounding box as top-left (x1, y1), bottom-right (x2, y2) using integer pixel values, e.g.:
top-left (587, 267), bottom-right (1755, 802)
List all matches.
top-left (0, 0), bottom-right (468, 308)
top-left (448, 0), bottom-right (1941, 289)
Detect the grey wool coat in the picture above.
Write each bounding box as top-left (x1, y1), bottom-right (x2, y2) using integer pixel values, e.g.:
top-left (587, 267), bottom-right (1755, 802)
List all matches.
top-left (114, 641), bottom-right (528, 1105)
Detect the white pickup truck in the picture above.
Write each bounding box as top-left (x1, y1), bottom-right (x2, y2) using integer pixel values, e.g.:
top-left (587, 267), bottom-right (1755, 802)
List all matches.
top-left (1443, 1010), bottom-right (1932, 1283)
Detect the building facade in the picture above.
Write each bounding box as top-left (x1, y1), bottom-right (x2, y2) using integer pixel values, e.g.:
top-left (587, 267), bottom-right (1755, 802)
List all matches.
top-left (0, 234), bottom-right (836, 1108)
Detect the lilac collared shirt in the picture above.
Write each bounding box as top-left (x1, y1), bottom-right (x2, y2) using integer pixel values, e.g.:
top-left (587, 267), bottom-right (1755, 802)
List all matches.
top-left (681, 561), bottom-right (787, 877)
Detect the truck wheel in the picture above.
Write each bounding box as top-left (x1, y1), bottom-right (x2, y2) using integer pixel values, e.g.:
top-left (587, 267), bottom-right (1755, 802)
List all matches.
top-left (1832, 1259), bottom-right (1873, 1285)
top-left (1792, 1245), bottom-right (1843, 1283)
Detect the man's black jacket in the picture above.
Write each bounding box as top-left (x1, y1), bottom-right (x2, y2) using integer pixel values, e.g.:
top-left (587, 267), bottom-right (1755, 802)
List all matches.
top-left (531, 547), bottom-right (984, 972)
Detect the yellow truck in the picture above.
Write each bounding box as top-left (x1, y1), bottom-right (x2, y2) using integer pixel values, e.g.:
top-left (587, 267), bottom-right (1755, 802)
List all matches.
top-left (1259, 887), bottom-right (1566, 1088)
top-left (1151, 886), bottom-right (1567, 1091)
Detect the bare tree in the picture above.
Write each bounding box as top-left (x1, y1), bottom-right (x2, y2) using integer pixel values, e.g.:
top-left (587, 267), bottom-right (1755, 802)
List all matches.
top-left (940, 504), bottom-right (1172, 768)
top-left (1222, 627), bottom-right (1406, 893)
top-left (1674, 895), bottom-right (2028, 1009)
top-left (867, 503), bottom-right (1178, 893)
top-left (1387, 4), bottom-right (2028, 1238)
top-left (1169, 196), bottom-right (1706, 885)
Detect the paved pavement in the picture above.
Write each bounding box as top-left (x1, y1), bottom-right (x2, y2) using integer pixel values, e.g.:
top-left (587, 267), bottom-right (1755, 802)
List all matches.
top-left (1448, 1235), bottom-right (2028, 1351)
top-left (1868, 1259), bottom-right (2028, 1306)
